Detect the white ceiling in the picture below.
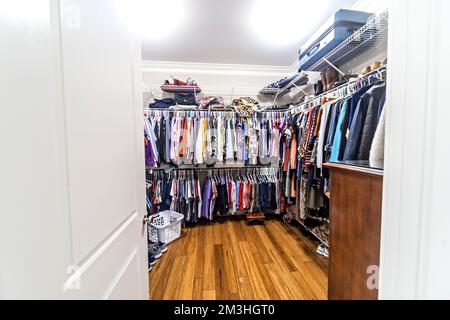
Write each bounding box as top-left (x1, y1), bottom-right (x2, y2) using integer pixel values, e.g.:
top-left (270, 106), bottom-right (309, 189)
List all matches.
top-left (141, 0), bottom-right (360, 66)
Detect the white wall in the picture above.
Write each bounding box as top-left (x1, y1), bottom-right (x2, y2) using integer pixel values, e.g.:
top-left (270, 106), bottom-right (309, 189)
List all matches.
top-left (142, 60), bottom-right (293, 106)
top-left (352, 0), bottom-right (390, 13)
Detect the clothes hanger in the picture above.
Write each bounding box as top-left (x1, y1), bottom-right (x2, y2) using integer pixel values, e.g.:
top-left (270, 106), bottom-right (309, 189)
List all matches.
top-left (219, 170), bottom-right (223, 184)
top-left (376, 69), bottom-right (384, 82)
top-left (253, 170), bottom-right (258, 184)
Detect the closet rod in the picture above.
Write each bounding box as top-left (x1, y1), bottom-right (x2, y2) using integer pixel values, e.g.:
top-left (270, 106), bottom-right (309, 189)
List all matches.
top-left (148, 165), bottom-right (279, 172)
top-left (258, 109), bottom-right (289, 113)
top-left (145, 108), bottom-right (287, 114)
top-left (288, 65), bottom-right (388, 115)
top-left (145, 109), bottom-right (236, 115)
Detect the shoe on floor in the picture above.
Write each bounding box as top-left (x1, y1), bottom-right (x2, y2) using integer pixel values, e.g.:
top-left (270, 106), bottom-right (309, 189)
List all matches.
top-left (157, 242), bottom-right (168, 253)
top-left (316, 243), bottom-right (329, 259)
top-left (148, 255), bottom-right (156, 271)
top-left (316, 244), bottom-right (326, 255)
top-left (149, 241), bottom-right (168, 254)
top-left (148, 245), bottom-right (162, 259)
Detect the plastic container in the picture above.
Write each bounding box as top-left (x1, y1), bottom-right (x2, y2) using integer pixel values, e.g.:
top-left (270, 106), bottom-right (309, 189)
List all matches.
top-left (298, 9), bottom-right (374, 71)
top-left (148, 210), bottom-right (184, 244)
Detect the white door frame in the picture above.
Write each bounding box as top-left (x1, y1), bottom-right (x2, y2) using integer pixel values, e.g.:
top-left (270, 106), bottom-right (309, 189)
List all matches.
top-left (380, 0), bottom-right (450, 299)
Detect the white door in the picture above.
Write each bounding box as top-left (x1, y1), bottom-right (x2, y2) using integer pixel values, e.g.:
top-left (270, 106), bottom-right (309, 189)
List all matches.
top-left (0, 0), bottom-right (148, 299)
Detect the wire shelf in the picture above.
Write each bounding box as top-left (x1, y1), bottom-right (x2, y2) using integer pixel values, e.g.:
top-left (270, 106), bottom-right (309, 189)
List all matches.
top-left (159, 85), bottom-right (201, 93)
top-left (259, 72), bottom-right (311, 103)
top-left (260, 73), bottom-right (309, 95)
top-left (306, 9), bottom-right (389, 73)
top-left (146, 85), bottom-right (261, 100)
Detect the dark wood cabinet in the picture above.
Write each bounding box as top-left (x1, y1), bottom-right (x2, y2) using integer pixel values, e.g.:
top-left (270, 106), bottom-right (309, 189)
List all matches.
top-left (324, 162), bottom-right (383, 300)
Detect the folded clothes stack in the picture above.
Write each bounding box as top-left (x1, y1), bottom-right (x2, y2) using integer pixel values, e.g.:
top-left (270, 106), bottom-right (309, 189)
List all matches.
top-left (160, 76), bottom-right (201, 94)
top-left (149, 98), bottom-right (175, 109)
top-left (197, 96), bottom-right (225, 110)
top-left (149, 96), bottom-right (198, 108)
top-left (174, 93), bottom-right (197, 106)
top-left (231, 97), bottom-right (259, 117)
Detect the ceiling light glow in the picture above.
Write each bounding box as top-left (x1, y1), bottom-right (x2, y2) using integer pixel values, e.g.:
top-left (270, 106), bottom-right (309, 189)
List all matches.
top-left (0, 0), bottom-right (49, 22)
top-left (116, 0), bottom-right (186, 41)
top-left (250, 0), bottom-right (332, 46)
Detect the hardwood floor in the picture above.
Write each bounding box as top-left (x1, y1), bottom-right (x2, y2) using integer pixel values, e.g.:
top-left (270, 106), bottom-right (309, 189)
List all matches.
top-left (149, 218), bottom-right (328, 300)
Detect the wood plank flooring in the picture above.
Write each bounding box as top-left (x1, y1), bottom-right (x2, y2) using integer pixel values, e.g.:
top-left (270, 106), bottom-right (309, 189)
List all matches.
top-left (149, 218), bottom-right (328, 300)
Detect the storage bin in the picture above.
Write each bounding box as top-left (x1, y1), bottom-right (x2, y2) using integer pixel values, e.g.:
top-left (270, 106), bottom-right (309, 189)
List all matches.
top-left (148, 210), bottom-right (184, 244)
top-left (298, 9), bottom-right (374, 71)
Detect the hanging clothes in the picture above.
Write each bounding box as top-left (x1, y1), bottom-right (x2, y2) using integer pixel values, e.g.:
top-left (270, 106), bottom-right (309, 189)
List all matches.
top-left (145, 110), bottom-right (286, 167)
top-left (329, 99), bottom-right (349, 162)
top-left (216, 116), bottom-right (225, 164)
top-left (144, 117), bottom-right (159, 168)
top-left (369, 102), bottom-right (386, 162)
top-left (343, 83), bottom-right (386, 161)
top-left (146, 168), bottom-right (281, 223)
top-left (280, 77), bottom-right (387, 245)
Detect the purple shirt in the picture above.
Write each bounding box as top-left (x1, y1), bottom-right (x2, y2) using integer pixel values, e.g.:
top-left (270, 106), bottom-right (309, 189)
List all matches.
top-left (201, 179), bottom-right (212, 219)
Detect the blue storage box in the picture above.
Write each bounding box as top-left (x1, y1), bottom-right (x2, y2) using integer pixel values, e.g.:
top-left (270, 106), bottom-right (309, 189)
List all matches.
top-left (298, 9), bottom-right (374, 72)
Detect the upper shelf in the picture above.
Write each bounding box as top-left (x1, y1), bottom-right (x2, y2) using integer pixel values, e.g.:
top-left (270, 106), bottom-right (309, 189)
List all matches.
top-left (306, 9), bottom-right (389, 72)
top-left (259, 10), bottom-right (389, 102)
top-left (259, 72), bottom-right (310, 97)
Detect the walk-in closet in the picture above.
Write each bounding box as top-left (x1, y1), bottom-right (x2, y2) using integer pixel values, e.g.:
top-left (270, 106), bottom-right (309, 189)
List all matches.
top-left (145, 0), bottom-right (389, 300)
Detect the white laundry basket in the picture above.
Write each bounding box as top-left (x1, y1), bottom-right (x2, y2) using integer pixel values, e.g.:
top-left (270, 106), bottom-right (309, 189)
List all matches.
top-left (148, 210), bottom-right (184, 244)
